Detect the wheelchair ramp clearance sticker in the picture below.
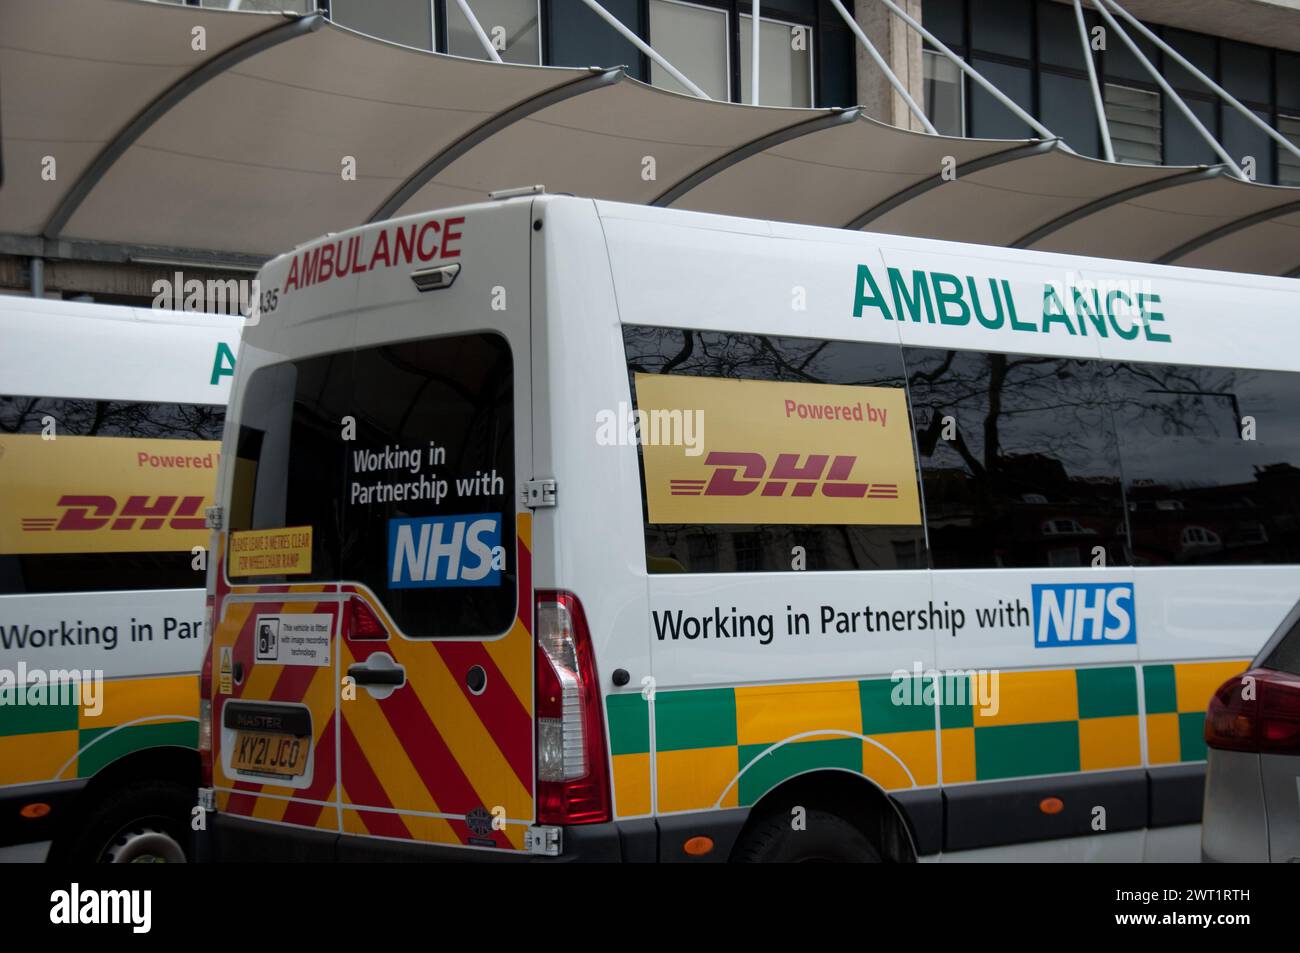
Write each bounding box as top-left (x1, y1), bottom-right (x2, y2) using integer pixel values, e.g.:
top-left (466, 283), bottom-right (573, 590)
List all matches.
top-left (253, 613), bottom-right (332, 667)
top-left (635, 374), bottom-right (922, 526)
top-left (229, 526), bottom-right (313, 577)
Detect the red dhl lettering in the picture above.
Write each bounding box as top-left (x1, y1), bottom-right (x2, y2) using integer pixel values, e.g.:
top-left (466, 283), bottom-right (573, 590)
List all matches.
top-left (283, 216), bottom-right (464, 293)
top-left (668, 452), bottom-right (899, 500)
top-left (19, 495), bottom-right (209, 532)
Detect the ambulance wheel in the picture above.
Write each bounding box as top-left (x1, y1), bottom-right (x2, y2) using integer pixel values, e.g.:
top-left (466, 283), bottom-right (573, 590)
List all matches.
top-left (732, 808), bottom-right (881, 863)
top-left (62, 780), bottom-right (192, 863)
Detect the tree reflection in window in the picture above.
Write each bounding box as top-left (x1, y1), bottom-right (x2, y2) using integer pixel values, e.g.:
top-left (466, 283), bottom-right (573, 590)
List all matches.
top-left (905, 348), bottom-right (1127, 569)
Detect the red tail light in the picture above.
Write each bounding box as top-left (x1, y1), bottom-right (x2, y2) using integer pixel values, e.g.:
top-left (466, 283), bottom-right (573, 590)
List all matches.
top-left (1205, 667), bottom-right (1300, 755)
top-left (198, 595), bottom-right (216, 788)
top-left (345, 595), bottom-right (387, 640)
top-left (534, 591), bottom-right (611, 825)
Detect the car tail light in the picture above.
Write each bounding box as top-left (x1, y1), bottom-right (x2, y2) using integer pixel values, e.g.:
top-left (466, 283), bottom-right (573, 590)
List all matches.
top-left (198, 594), bottom-right (216, 788)
top-left (1205, 667), bottom-right (1300, 755)
top-left (535, 591), bottom-right (611, 825)
top-left (345, 595), bottom-right (387, 640)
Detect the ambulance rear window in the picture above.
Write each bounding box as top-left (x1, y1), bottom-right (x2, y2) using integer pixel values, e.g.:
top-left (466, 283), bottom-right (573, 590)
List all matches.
top-left (230, 333), bottom-right (516, 638)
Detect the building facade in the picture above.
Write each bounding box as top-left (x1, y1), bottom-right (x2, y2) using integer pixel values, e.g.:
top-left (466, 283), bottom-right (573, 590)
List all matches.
top-left (4, 0), bottom-right (1299, 303)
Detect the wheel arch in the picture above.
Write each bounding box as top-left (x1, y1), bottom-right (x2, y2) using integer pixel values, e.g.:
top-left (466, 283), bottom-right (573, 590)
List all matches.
top-left (731, 768), bottom-right (920, 862)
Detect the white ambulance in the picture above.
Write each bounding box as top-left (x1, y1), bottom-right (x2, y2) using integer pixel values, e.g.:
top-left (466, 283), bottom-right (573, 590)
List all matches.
top-left (1, 295), bottom-right (240, 861)
top-left (198, 192), bottom-right (1300, 862)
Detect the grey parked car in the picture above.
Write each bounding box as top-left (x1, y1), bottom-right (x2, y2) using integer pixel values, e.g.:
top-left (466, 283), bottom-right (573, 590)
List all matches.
top-left (1203, 599), bottom-right (1300, 862)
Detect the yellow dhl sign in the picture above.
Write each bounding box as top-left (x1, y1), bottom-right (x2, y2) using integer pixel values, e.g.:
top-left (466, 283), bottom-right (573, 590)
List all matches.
top-left (0, 434), bottom-right (218, 555)
top-left (634, 373), bottom-right (922, 526)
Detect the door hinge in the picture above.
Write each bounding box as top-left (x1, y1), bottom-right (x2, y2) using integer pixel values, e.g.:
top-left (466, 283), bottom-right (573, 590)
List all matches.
top-left (521, 479), bottom-right (557, 509)
top-left (204, 505), bottom-right (224, 530)
top-left (524, 825), bottom-right (562, 857)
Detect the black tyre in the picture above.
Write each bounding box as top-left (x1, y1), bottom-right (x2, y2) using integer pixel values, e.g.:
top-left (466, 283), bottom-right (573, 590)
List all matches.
top-left (58, 780), bottom-right (193, 863)
top-left (732, 807), bottom-right (881, 863)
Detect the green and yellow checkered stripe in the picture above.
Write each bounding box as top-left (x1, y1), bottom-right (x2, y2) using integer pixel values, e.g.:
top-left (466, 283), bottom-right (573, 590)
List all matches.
top-left (606, 660), bottom-right (1247, 818)
top-left (0, 675), bottom-right (198, 787)
top-left (1144, 660), bottom-right (1245, 765)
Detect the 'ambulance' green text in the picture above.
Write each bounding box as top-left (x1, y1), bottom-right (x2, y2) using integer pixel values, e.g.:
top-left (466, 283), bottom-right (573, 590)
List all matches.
top-left (852, 265), bottom-right (1171, 343)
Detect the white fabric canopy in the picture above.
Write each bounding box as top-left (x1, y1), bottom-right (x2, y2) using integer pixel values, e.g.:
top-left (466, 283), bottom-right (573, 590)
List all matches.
top-left (2, 0), bottom-right (1298, 277)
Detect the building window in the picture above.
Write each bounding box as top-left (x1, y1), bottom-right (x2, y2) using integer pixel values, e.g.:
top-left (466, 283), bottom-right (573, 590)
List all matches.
top-left (329, 0), bottom-right (436, 50)
top-left (1104, 83), bottom-right (1163, 164)
top-left (738, 15), bottom-right (814, 108)
top-left (648, 0), bottom-right (730, 100)
top-left (1279, 115), bottom-right (1300, 186)
top-left (447, 0), bottom-right (542, 64)
top-left (923, 49), bottom-right (964, 137)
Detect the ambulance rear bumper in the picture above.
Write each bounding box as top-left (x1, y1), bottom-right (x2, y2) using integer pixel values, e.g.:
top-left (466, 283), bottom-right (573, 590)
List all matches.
top-left (198, 810), bottom-right (746, 862)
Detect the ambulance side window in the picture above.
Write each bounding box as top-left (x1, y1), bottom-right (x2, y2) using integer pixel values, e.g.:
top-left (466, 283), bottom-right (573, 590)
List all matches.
top-left (0, 395), bottom-right (223, 595)
top-left (623, 326), bottom-right (927, 574)
top-left (1106, 362), bottom-right (1300, 566)
top-left (904, 347), bottom-right (1127, 570)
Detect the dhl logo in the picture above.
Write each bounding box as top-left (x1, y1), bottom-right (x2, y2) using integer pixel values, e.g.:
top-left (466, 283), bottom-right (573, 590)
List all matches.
top-left (21, 495), bottom-right (208, 532)
top-left (669, 452), bottom-right (899, 500)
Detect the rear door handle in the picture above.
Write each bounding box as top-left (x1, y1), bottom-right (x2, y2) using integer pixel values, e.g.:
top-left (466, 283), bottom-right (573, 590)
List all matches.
top-left (346, 653), bottom-right (406, 698)
top-left (347, 665), bottom-right (404, 687)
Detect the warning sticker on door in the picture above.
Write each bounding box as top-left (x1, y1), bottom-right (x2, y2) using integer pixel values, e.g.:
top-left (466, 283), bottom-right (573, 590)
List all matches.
top-left (218, 646), bottom-right (233, 695)
top-left (253, 613), bottom-right (332, 667)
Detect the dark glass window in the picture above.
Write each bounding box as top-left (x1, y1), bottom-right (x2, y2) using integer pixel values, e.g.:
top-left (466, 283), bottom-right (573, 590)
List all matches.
top-left (0, 396), bottom-right (224, 595)
top-left (1037, 1), bottom-right (1095, 72)
top-left (1222, 107), bottom-right (1275, 185)
top-left (1162, 28), bottom-right (1217, 94)
top-left (1106, 363), bottom-right (1300, 566)
top-left (625, 327), bottom-right (926, 573)
top-left (1280, 52), bottom-right (1300, 114)
top-left (1040, 71), bottom-right (1101, 158)
top-left (0, 396), bottom-right (222, 440)
top-left (1101, 28), bottom-right (1162, 85)
top-left (904, 348), bottom-right (1127, 569)
top-left (232, 335), bottom-right (516, 637)
top-left (1260, 603), bottom-right (1300, 676)
top-left (968, 57), bottom-right (1034, 139)
top-left (1220, 39), bottom-right (1271, 105)
top-left (969, 0), bottom-right (1030, 59)
top-left (922, 0), bottom-right (965, 53)
top-left (1164, 95), bottom-right (1219, 166)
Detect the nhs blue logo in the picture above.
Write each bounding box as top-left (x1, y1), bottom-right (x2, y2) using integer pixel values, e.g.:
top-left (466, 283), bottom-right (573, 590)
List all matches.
top-left (387, 514), bottom-right (503, 589)
top-left (1032, 583), bottom-right (1135, 647)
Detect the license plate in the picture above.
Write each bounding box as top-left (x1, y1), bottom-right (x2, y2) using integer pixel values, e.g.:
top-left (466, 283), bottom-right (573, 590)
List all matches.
top-left (232, 731), bottom-right (308, 778)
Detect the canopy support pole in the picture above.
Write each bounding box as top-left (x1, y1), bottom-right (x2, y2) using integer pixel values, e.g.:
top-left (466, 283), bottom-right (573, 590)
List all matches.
top-left (827, 0), bottom-right (935, 134)
top-left (870, 0), bottom-right (1059, 142)
top-left (456, 0), bottom-right (504, 63)
top-left (1098, 0), bottom-right (1300, 165)
top-left (577, 0), bottom-right (710, 98)
top-left (30, 258), bottom-right (44, 298)
top-left (1074, 0), bottom-right (1114, 162)
top-left (750, 0), bottom-right (761, 105)
top-left (1087, 0), bottom-right (1244, 177)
